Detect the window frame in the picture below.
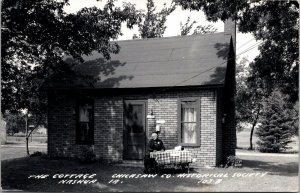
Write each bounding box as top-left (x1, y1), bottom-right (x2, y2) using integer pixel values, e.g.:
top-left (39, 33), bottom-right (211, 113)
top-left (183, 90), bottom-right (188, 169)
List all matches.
top-left (177, 97), bottom-right (201, 146)
top-left (76, 98), bottom-right (94, 145)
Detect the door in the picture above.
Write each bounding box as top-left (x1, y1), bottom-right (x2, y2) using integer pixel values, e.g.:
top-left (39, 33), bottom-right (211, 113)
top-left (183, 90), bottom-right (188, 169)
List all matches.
top-left (124, 100), bottom-right (146, 160)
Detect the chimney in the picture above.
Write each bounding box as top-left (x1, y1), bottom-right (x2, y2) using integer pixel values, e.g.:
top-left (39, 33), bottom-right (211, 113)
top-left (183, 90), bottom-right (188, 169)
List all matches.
top-left (224, 18), bottom-right (236, 52)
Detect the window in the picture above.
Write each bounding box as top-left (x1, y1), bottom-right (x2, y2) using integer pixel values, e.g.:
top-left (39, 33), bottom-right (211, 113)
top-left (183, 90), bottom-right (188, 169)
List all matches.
top-left (76, 99), bottom-right (94, 144)
top-left (178, 98), bottom-right (200, 146)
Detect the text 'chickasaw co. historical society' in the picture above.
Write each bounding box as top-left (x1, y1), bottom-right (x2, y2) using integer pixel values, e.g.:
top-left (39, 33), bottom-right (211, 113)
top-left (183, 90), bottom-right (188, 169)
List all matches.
top-left (28, 172), bottom-right (268, 185)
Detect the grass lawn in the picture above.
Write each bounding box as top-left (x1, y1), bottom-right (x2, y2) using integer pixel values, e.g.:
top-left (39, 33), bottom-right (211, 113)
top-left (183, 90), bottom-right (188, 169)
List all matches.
top-left (1, 157), bottom-right (209, 192)
top-left (211, 153), bottom-right (298, 192)
top-left (1, 146), bottom-right (47, 160)
top-left (2, 135), bottom-right (47, 160)
top-left (6, 135), bottom-right (47, 145)
top-left (237, 128), bottom-right (299, 152)
top-left (1, 152), bottom-right (298, 192)
top-left (1, 130), bottom-right (298, 192)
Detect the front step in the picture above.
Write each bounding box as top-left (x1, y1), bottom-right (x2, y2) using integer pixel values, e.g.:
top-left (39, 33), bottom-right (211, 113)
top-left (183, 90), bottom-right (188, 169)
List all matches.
top-left (115, 160), bottom-right (144, 168)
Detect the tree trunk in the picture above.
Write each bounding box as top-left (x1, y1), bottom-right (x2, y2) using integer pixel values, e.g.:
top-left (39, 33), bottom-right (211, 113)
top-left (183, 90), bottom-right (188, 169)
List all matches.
top-left (26, 137), bottom-right (30, 155)
top-left (26, 126), bottom-right (37, 156)
top-left (249, 107), bottom-right (261, 150)
top-left (249, 122), bottom-right (256, 150)
top-left (25, 113), bottom-right (29, 155)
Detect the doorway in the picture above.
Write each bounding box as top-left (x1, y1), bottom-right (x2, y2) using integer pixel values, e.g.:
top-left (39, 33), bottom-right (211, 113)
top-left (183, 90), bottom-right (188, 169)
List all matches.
top-left (123, 100), bottom-right (146, 160)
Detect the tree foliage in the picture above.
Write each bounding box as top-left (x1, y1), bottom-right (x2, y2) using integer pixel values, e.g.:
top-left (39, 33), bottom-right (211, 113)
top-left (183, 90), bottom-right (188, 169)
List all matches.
top-left (256, 90), bottom-right (297, 152)
top-left (180, 16), bottom-right (216, 36)
top-left (2, 0), bottom-right (142, 114)
top-left (175, 0), bottom-right (299, 103)
top-left (134, 0), bottom-right (175, 39)
top-left (3, 112), bottom-right (26, 136)
top-left (236, 57), bottom-right (265, 149)
top-left (2, 0), bottom-right (142, 155)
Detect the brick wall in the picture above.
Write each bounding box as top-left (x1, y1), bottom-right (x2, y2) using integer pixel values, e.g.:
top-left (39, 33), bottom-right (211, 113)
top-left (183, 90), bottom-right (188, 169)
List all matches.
top-left (216, 89), bottom-right (223, 165)
top-left (94, 97), bottom-right (124, 161)
top-left (48, 88), bottom-right (231, 167)
top-left (48, 93), bottom-right (80, 157)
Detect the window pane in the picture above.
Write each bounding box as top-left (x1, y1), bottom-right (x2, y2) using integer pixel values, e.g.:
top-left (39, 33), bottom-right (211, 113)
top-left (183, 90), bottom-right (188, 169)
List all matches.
top-left (181, 123), bottom-right (197, 143)
top-left (79, 122), bottom-right (90, 141)
top-left (125, 104), bottom-right (144, 133)
top-left (79, 103), bottom-right (92, 122)
top-left (78, 101), bottom-right (93, 143)
top-left (182, 108), bottom-right (197, 122)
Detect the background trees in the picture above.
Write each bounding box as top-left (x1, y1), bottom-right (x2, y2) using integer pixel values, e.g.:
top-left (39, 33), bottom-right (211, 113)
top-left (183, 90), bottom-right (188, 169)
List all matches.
top-left (2, 0), bottom-right (142, 114)
top-left (175, 0), bottom-right (298, 151)
top-left (3, 113), bottom-right (26, 136)
top-left (175, 0), bottom-right (298, 103)
top-left (180, 16), bottom-right (217, 36)
top-left (2, 0), bottom-right (142, 111)
top-left (235, 57), bottom-right (265, 150)
top-left (133, 0), bottom-right (175, 39)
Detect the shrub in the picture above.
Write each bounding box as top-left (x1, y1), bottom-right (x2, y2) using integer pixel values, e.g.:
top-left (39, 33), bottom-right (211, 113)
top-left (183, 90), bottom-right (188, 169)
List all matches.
top-left (225, 155), bottom-right (242, 168)
top-left (14, 132), bottom-right (26, 137)
top-left (4, 113), bottom-right (26, 136)
top-left (79, 146), bottom-right (96, 164)
top-left (30, 151), bottom-right (48, 158)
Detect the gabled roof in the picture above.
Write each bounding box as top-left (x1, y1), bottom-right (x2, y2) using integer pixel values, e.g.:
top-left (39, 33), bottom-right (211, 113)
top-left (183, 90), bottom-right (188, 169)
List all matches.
top-left (58, 32), bottom-right (232, 89)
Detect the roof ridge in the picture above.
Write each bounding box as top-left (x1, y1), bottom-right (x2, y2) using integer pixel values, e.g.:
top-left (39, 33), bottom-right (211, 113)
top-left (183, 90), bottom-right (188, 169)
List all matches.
top-left (113, 32), bottom-right (229, 43)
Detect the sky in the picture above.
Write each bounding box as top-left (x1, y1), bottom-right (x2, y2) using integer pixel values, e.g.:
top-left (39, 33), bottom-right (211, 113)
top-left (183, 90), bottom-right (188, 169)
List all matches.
top-left (64, 0), bottom-right (260, 63)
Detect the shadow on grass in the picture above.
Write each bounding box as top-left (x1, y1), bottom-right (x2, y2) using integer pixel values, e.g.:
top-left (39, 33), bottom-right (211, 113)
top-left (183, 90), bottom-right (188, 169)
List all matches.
top-left (242, 159), bottom-right (298, 177)
top-left (236, 147), bottom-right (299, 154)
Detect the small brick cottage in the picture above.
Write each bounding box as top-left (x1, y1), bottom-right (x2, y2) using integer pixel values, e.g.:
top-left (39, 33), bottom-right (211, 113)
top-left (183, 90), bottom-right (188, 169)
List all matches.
top-left (47, 20), bottom-right (236, 168)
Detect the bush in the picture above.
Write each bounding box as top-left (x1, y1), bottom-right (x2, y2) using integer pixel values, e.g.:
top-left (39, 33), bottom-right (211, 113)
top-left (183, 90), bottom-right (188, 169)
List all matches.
top-left (30, 151), bottom-right (48, 158)
top-left (79, 146), bottom-right (96, 164)
top-left (225, 155), bottom-right (242, 168)
top-left (14, 132), bottom-right (26, 137)
top-left (4, 113), bottom-right (26, 136)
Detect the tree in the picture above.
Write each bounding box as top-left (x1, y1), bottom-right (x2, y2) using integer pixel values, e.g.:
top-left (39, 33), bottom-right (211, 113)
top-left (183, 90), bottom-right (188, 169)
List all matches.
top-left (180, 16), bottom-right (216, 36)
top-left (2, 0), bottom-right (142, 154)
top-left (236, 57), bottom-right (265, 150)
top-left (2, 110), bottom-right (46, 154)
top-left (176, 0), bottom-right (298, 153)
top-left (256, 90), bottom-right (297, 152)
top-left (2, 0), bottom-right (142, 111)
top-left (3, 112), bottom-right (26, 136)
top-left (134, 0), bottom-right (175, 39)
top-left (24, 111), bottom-right (47, 155)
top-left (175, 0), bottom-right (299, 103)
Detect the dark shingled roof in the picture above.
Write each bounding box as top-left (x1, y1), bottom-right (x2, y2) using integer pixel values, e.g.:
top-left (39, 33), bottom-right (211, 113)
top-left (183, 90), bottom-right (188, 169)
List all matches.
top-left (60, 32), bottom-right (232, 89)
